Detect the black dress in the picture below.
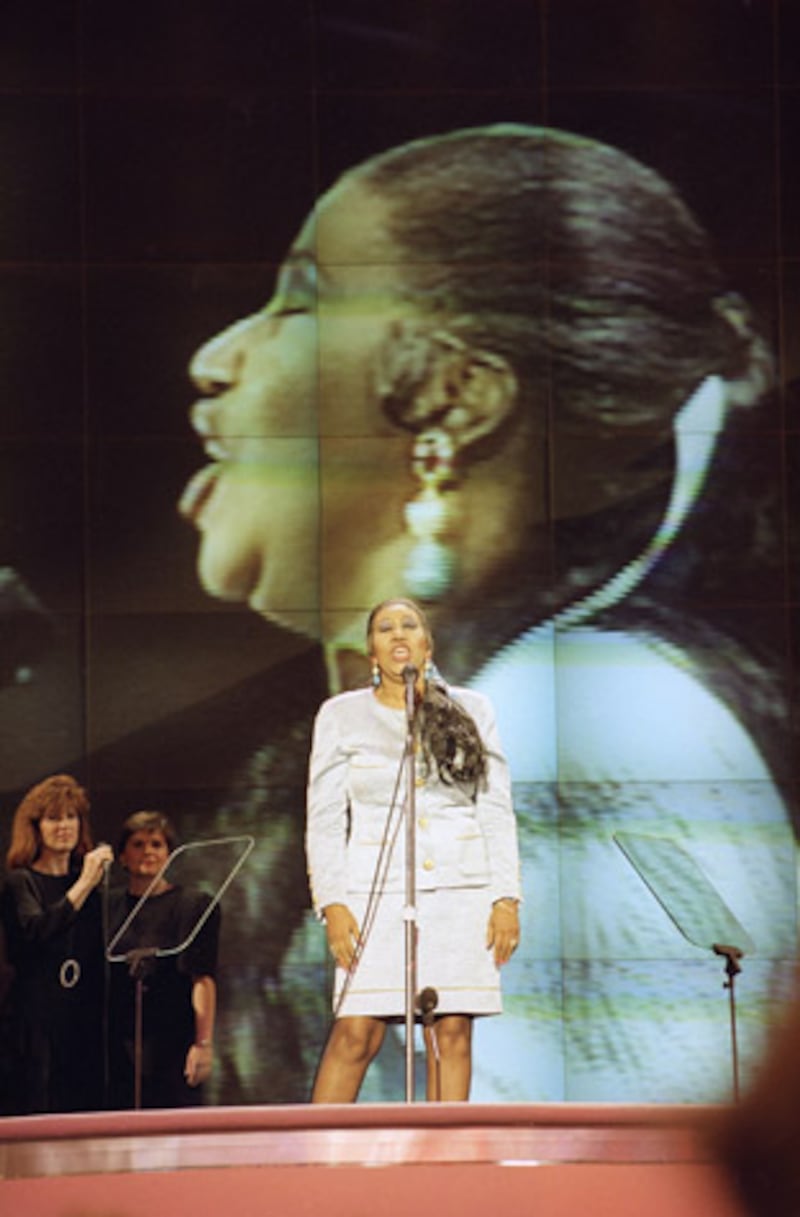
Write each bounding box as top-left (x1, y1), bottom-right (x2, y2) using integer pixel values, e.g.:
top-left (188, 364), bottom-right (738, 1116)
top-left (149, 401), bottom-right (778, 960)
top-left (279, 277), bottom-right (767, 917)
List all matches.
top-left (107, 884), bottom-right (220, 1109)
top-left (0, 867), bottom-right (107, 1114)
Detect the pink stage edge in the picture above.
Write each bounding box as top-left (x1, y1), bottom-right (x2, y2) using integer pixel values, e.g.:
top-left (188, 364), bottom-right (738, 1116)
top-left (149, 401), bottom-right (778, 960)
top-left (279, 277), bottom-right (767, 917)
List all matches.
top-left (0, 1102), bottom-right (748, 1217)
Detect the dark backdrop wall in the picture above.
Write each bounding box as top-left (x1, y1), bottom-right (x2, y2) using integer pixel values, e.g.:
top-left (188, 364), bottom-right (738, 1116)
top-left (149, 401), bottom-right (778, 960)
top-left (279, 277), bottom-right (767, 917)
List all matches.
top-left (0, 0), bottom-right (797, 1109)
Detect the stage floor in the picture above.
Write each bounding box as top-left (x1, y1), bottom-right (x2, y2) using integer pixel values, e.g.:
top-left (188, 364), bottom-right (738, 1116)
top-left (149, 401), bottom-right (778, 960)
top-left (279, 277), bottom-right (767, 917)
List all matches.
top-left (0, 1102), bottom-right (748, 1217)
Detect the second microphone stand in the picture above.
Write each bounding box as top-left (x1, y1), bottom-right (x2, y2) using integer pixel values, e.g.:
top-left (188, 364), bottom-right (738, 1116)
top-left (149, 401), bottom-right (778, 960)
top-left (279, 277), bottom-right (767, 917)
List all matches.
top-left (403, 667), bottom-right (419, 1103)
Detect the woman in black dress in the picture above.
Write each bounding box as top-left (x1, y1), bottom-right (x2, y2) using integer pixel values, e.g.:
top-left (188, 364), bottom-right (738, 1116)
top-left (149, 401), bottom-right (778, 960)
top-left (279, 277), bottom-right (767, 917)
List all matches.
top-left (1, 774), bottom-right (112, 1114)
top-left (107, 810), bottom-right (220, 1109)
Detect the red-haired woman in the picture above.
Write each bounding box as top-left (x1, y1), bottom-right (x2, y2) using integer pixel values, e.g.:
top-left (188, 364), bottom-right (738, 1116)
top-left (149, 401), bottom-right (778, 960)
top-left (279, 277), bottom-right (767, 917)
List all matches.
top-left (1, 774), bottom-right (112, 1113)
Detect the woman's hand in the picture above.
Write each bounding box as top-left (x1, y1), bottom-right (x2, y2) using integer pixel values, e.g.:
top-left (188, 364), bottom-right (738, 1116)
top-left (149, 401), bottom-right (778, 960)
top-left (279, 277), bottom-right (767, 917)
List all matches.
top-left (81, 843), bottom-right (114, 889)
top-left (184, 1041), bottom-right (213, 1087)
top-left (486, 898), bottom-right (520, 966)
top-left (67, 843), bottom-right (114, 910)
top-left (323, 903), bottom-right (361, 970)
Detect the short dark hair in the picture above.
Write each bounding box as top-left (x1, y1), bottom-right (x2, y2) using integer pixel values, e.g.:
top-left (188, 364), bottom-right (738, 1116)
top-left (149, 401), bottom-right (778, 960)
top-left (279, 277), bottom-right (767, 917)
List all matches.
top-left (116, 809), bottom-right (178, 856)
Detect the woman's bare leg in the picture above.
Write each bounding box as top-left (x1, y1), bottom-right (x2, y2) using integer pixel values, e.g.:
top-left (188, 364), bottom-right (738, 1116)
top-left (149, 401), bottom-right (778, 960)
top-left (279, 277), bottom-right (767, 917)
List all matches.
top-left (311, 1016), bottom-right (386, 1103)
top-left (425, 1015), bottom-right (472, 1101)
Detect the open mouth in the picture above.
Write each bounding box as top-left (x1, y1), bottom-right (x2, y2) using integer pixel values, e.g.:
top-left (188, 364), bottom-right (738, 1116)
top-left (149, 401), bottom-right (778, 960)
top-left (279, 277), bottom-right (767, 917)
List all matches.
top-left (179, 464), bottom-right (222, 528)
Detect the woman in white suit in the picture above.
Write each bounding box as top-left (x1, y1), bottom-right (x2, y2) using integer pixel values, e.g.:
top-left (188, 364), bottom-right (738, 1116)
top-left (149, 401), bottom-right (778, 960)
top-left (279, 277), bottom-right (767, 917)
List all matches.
top-left (305, 598), bottom-right (521, 1102)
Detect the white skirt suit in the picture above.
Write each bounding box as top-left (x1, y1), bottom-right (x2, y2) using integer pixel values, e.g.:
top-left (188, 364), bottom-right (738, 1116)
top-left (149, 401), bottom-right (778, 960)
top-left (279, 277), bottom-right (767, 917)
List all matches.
top-left (305, 686), bottom-right (521, 1018)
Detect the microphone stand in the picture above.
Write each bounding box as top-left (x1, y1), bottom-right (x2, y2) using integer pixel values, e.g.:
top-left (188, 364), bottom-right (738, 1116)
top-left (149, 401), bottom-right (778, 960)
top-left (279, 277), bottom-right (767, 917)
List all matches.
top-left (403, 665), bottom-right (418, 1103)
top-left (713, 942), bottom-right (743, 1100)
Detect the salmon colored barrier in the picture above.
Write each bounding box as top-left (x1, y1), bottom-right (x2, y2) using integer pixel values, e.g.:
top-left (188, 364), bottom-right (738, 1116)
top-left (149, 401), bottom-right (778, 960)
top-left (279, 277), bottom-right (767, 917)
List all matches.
top-left (0, 1103), bottom-right (747, 1217)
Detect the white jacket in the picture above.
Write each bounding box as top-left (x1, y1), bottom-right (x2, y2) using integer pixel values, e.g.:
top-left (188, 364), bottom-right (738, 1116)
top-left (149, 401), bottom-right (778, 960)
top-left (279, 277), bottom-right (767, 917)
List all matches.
top-left (305, 686), bottom-right (521, 913)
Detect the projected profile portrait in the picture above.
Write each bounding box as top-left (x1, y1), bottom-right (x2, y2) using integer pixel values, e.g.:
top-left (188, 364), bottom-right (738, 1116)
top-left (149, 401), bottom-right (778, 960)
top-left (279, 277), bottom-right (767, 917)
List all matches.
top-left (180, 125), bottom-right (795, 1103)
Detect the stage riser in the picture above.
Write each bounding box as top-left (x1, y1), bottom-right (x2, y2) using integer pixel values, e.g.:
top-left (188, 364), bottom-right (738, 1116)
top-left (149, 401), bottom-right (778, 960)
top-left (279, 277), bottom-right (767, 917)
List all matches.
top-left (2, 1163), bottom-right (750, 1217)
top-left (0, 1103), bottom-right (748, 1217)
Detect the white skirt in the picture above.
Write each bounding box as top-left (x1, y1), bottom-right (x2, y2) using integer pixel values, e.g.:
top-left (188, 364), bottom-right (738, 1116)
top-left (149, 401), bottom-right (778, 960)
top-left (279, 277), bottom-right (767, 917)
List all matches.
top-left (332, 886), bottom-right (503, 1018)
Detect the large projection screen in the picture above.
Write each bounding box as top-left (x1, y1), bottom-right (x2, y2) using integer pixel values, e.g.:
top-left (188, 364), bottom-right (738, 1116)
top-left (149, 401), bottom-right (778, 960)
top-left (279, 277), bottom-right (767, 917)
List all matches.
top-left (0, 1), bottom-right (797, 1110)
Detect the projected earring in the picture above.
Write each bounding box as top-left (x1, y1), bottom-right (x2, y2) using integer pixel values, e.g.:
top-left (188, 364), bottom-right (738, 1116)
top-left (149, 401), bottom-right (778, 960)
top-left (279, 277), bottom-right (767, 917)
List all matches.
top-left (371, 660), bottom-right (381, 688)
top-left (403, 428), bottom-right (459, 600)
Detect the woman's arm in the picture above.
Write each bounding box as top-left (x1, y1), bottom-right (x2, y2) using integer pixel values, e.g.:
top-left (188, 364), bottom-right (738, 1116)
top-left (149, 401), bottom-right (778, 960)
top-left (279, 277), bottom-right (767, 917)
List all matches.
top-left (306, 698), bottom-right (364, 968)
top-left (184, 974), bottom-right (216, 1086)
top-left (7, 846), bottom-right (113, 948)
top-left (305, 698), bottom-right (352, 914)
top-left (469, 694), bottom-right (522, 904)
top-left (466, 692), bottom-right (522, 965)
top-left (66, 845), bottom-right (114, 911)
top-left (5, 868), bottom-right (79, 946)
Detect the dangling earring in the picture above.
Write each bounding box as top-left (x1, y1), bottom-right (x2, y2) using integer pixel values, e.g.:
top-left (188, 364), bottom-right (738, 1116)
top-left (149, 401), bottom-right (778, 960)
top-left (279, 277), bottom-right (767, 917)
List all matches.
top-left (403, 428), bottom-right (458, 599)
top-left (424, 657), bottom-right (447, 691)
top-left (371, 660), bottom-right (381, 688)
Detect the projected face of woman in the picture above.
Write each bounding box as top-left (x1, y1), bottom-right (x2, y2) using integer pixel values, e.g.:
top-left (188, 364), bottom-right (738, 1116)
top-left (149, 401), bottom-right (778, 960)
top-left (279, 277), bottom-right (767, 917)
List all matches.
top-left (182, 179), bottom-right (419, 639)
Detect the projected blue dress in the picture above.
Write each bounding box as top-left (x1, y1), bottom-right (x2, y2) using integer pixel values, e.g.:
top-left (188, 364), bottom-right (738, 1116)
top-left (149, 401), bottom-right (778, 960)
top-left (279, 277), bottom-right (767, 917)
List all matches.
top-left (467, 623), bottom-right (795, 1102)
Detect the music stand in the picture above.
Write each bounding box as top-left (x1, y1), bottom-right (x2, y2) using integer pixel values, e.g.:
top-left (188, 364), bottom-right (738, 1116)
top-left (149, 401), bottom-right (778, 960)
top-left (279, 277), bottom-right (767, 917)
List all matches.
top-left (106, 834), bottom-right (254, 1109)
top-left (614, 831), bottom-right (755, 1100)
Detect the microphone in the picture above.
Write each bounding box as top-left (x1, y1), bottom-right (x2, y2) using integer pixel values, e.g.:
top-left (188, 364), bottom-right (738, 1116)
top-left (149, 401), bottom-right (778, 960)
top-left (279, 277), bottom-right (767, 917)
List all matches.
top-left (402, 663), bottom-right (418, 724)
top-left (417, 986), bottom-right (439, 1026)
